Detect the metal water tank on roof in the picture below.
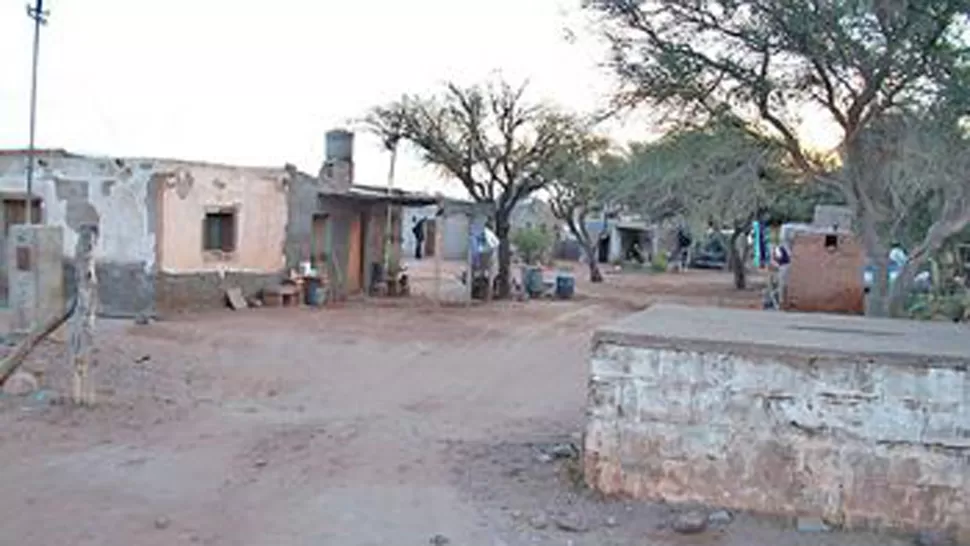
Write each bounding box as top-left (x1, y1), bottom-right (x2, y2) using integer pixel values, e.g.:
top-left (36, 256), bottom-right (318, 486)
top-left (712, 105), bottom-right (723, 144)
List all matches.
top-left (325, 129), bottom-right (354, 162)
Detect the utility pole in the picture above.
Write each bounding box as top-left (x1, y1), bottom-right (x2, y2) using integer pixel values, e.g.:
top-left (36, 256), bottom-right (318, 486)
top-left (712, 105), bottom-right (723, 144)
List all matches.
top-left (25, 0), bottom-right (49, 226)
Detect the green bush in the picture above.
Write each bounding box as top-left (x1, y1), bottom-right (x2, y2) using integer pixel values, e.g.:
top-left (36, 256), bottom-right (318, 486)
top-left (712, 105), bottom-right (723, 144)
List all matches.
top-left (650, 252), bottom-right (668, 273)
top-left (512, 226), bottom-right (553, 265)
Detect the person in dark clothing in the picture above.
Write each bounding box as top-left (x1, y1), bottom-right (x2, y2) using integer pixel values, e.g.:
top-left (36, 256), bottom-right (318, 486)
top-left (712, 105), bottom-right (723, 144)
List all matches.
top-left (676, 227), bottom-right (692, 270)
top-left (412, 217), bottom-right (426, 260)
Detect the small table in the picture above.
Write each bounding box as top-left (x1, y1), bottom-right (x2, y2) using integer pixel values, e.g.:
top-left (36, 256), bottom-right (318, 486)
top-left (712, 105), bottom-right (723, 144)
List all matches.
top-left (264, 284), bottom-right (302, 307)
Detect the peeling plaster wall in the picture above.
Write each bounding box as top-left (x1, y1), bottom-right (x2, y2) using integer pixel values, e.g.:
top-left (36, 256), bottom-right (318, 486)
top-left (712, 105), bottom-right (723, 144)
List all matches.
top-left (0, 153), bottom-right (158, 315)
top-left (151, 161), bottom-right (288, 311)
top-left (154, 161), bottom-right (288, 274)
top-left (585, 305), bottom-right (970, 540)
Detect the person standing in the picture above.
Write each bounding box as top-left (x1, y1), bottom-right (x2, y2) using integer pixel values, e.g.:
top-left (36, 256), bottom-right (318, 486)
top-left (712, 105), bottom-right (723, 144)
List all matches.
top-left (772, 243), bottom-right (792, 305)
top-left (412, 217), bottom-right (426, 260)
top-left (675, 226), bottom-right (692, 271)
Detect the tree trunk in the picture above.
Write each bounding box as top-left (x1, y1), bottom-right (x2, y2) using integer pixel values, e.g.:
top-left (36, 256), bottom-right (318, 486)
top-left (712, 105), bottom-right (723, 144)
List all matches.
top-left (565, 216), bottom-right (603, 283)
top-left (728, 230), bottom-right (747, 290)
top-left (866, 254), bottom-right (891, 317)
top-left (586, 246), bottom-right (604, 283)
top-left (494, 214), bottom-right (512, 299)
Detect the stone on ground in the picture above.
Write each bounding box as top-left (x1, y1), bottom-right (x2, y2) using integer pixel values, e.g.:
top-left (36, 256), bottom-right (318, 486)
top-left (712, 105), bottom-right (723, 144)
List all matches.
top-left (552, 512), bottom-right (589, 533)
top-left (671, 511), bottom-right (708, 534)
top-left (2, 371), bottom-right (39, 396)
top-left (708, 509), bottom-right (733, 525)
top-left (796, 516), bottom-right (831, 533)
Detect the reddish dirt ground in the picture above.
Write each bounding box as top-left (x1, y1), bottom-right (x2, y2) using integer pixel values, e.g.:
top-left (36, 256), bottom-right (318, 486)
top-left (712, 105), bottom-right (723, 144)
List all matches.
top-left (0, 269), bottom-right (906, 546)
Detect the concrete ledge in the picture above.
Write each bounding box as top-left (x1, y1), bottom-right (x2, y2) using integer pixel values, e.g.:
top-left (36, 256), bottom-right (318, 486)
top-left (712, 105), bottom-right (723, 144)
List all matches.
top-left (585, 304), bottom-right (970, 540)
top-left (593, 303), bottom-right (970, 370)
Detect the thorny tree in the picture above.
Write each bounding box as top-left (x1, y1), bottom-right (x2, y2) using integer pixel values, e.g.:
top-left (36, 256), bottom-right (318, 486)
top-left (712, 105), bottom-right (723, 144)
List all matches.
top-left (617, 121), bottom-right (795, 289)
top-left (365, 80), bottom-right (586, 298)
top-left (585, 0), bottom-right (970, 316)
top-left (546, 137), bottom-right (617, 283)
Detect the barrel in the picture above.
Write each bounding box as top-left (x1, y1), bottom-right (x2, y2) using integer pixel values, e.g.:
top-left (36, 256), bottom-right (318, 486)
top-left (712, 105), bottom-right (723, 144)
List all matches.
top-left (523, 266), bottom-right (545, 297)
top-left (555, 274), bottom-right (575, 299)
top-left (304, 277), bottom-right (323, 306)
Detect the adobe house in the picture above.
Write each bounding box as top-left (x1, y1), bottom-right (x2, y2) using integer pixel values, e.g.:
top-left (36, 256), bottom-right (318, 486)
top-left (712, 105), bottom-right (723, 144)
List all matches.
top-left (0, 149), bottom-right (289, 316)
top-left (285, 130), bottom-right (438, 294)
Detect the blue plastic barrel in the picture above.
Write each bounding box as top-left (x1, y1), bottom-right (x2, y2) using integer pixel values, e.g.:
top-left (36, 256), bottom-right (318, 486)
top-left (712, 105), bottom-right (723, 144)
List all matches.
top-left (523, 267), bottom-right (545, 297)
top-left (556, 274), bottom-right (575, 299)
top-left (304, 278), bottom-right (322, 306)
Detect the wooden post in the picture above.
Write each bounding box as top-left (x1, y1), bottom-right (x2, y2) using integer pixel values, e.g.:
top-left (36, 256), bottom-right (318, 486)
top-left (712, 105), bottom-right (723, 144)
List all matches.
top-left (434, 198), bottom-right (443, 306)
top-left (465, 209), bottom-right (474, 306)
top-left (69, 223), bottom-right (98, 406)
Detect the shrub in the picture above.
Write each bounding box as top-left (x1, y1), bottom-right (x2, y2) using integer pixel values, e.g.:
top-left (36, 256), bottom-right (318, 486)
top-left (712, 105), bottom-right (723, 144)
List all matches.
top-left (512, 227), bottom-right (553, 265)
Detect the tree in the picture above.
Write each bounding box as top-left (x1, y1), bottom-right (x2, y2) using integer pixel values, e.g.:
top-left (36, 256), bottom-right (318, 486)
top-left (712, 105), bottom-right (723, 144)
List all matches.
top-left (365, 80), bottom-right (586, 298)
top-left (546, 140), bottom-right (618, 283)
top-left (615, 121), bottom-right (794, 289)
top-left (585, 0), bottom-right (970, 316)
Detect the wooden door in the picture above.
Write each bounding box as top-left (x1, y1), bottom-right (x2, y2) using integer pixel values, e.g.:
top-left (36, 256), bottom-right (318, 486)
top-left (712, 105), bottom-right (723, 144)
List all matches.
top-left (424, 218), bottom-right (436, 258)
top-left (311, 214), bottom-right (329, 265)
top-left (346, 214), bottom-right (363, 292)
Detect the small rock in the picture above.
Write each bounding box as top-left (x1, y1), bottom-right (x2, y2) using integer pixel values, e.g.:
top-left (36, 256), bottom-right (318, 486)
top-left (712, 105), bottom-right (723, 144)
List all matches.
top-left (529, 513), bottom-right (549, 530)
top-left (135, 355), bottom-right (151, 364)
top-left (548, 443), bottom-right (579, 459)
top-left (534, 452), bottom-right (554, 463)
top-left (154, 516), bottom-right (171, 530)
top-left (253, 459), bottom-right (268, 468)
top-left (671, 511), bottom-right (708, 534)
top-left (708, 509), bottom-right (733, 525)
top-left (796, 516), bottom-right (831, 533)
top-left (915, 530), bottom-right (955, 546)
top-left (510, 510), bottom-right (524, 520)
top-left (429, 534), bottom-right (450, 545)
top-left (552, 513), bottom-right (589, 533)
top-left (134, 313), bottom-right (151, 326)
top-left (2, 371), bottom-right (38, 396)
top-left (604, 516), bottom-right (619, 527)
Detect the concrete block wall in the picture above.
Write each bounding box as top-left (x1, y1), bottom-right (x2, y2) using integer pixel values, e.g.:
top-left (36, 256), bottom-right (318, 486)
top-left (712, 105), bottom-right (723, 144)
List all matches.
top-left (585, 330), bottom-right (969, 540)
top-left (786, 232), bottom-right (866, 314)
top-left (0, 152), bottom-right (160, 316)
top-left (6, 225), bottom-right (65, 331)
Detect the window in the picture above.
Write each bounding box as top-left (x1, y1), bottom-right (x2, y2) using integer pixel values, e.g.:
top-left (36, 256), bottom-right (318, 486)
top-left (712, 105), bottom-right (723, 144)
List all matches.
top-left (203, 210), bottom-right (236, 252)
top-left (3, 198), bottom-right (42, 235)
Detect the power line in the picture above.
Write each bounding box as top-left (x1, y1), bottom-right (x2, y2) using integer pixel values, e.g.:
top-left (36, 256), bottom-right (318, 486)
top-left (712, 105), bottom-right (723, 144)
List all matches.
top-left (25, 0), bottom-right (49, 225)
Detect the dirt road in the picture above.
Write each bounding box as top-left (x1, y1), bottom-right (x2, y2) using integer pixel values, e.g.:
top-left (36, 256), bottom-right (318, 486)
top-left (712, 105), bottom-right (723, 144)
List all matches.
top-left (0, 273), bottom-right (904, 546)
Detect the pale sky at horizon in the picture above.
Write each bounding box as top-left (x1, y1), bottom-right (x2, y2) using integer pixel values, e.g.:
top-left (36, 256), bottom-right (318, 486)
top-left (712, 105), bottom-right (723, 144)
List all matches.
top-left (1, 0), bottom-right (837, 198)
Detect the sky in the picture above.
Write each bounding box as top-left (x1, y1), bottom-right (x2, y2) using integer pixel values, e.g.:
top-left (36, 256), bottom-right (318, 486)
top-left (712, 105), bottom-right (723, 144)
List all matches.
top-left (0, 0), bottom-right (836, 198)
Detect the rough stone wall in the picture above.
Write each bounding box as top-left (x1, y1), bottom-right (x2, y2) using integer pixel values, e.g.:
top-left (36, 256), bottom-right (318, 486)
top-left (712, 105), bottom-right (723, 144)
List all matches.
top-left (786, 232), bottom-right (866, 314)
top-left (155, 271), bottom-right (281, 313)
top-left (0, 152), bottom-right (159, 316)
top-left (585, 342), bottom-right (970, 539)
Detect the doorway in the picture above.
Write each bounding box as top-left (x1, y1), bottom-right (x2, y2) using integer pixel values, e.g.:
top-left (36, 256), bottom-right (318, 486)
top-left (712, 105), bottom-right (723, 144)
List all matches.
top-left (311, 213), bottom-right (330, 267)
top-left (597, 235), bottom-right (610, 263)
top-left (345, 212), bottom-right (366, 293)
top-left (424, 217), bottom-right (436, 258)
